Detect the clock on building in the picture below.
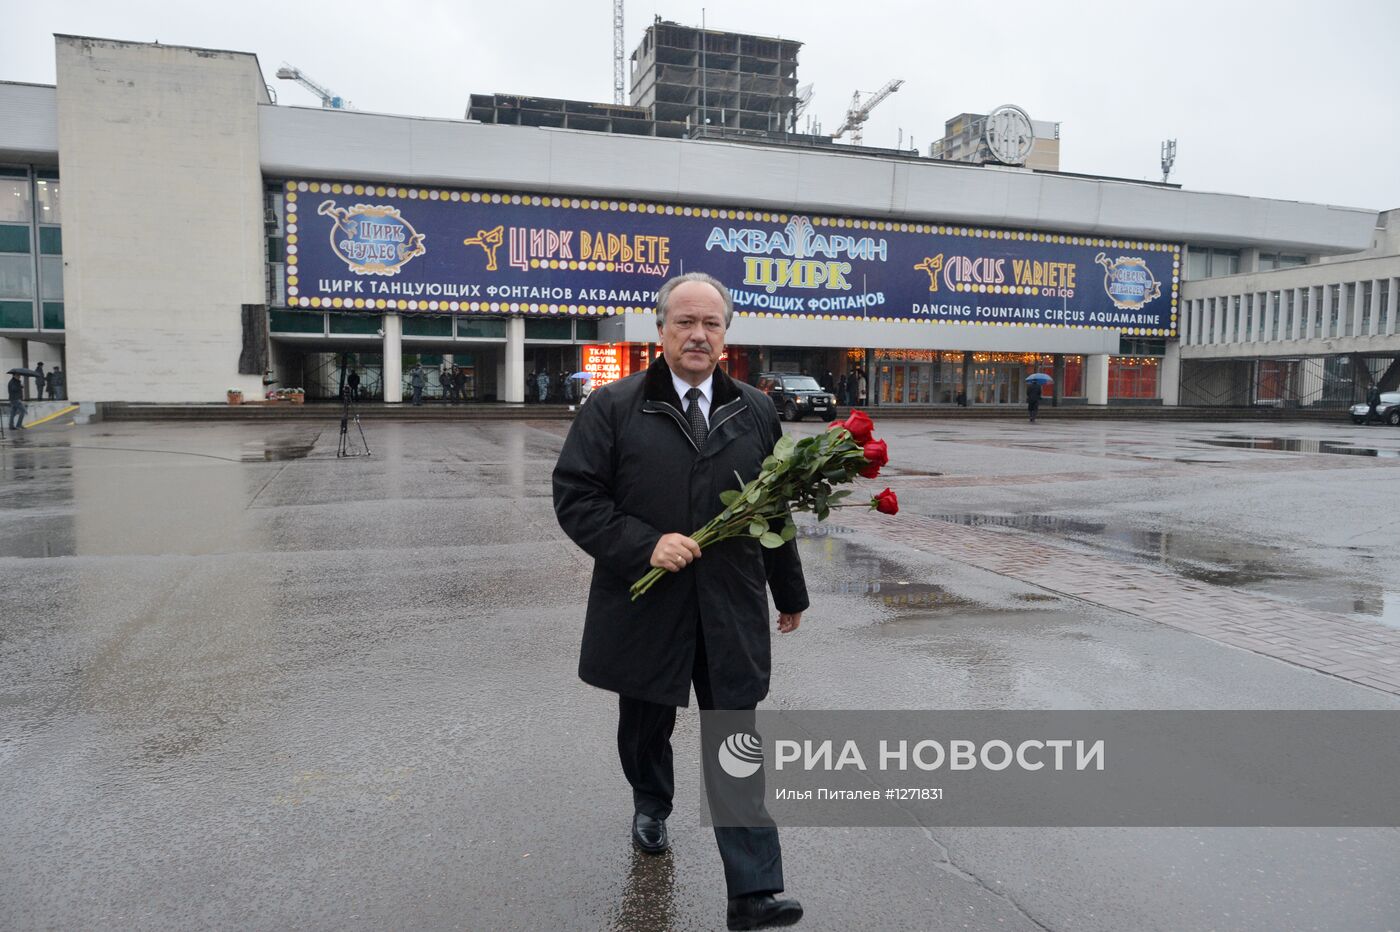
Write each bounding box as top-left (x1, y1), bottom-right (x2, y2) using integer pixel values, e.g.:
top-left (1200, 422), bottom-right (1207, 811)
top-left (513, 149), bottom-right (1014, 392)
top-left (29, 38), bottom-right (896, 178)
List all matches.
top-left (984, 104), bottom-right (1035, 165)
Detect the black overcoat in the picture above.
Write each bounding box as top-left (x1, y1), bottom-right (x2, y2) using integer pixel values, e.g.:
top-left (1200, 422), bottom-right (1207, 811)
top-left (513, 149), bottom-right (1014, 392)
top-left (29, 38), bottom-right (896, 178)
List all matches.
top-left (553, 356), bottom-right (809, 708)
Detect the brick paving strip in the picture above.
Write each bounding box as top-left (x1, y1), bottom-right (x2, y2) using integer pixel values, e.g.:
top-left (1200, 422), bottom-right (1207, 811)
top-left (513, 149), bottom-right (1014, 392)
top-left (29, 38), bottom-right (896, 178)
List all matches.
top-left (837, 508), bottom-right (1400, 697)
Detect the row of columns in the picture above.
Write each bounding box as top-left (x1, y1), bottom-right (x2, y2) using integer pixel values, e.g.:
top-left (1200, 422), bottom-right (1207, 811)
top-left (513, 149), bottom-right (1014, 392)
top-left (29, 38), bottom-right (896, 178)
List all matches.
top-left (1183, 277), bottom-right (1400, 347)
top-left (374, 315), bottom-right (1135, 406)
top-left (377, 313), bottom-right (529, 403)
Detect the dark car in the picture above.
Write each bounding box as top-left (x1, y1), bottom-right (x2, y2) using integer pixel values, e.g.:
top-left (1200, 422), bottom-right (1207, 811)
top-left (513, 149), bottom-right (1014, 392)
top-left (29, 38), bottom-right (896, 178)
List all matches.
top-left (756, 372), bottom-right (837, 422)
top-left (1350, 391), bottom-right (1400, 425)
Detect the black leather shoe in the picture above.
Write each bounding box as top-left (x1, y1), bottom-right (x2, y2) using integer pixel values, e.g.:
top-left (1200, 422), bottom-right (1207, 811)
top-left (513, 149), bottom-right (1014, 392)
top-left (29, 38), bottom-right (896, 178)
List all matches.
top-left (631, 811), bottom-right (668, 854)
top-left (727, 893), bottom-right (803, 930)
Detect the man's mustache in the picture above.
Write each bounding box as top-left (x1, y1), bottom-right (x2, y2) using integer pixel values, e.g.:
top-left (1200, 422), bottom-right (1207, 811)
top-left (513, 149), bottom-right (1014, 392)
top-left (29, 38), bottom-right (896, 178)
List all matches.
top-left (683, 343), bottom-right (711, 354)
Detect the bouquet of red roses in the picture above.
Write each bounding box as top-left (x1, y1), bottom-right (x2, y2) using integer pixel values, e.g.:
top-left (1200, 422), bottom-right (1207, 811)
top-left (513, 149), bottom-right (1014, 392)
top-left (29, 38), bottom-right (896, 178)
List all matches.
top-left (629, 409), bottom-right (899, 600)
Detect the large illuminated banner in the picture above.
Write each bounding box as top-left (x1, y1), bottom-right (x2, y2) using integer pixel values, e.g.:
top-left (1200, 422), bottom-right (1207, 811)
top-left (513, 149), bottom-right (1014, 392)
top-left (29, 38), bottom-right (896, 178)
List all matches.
top-left (284, 180), bottom-right (1179, 336)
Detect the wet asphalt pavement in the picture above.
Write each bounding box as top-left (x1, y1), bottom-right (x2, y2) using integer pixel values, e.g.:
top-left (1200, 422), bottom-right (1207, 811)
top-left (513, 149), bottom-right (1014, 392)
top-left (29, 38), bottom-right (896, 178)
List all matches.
top-left (2, 416), bottom-right (1399, 931)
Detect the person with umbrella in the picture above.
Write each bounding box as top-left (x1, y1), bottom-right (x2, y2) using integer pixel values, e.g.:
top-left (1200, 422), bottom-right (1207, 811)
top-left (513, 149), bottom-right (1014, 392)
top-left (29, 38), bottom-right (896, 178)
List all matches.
top-left (567, 371), bottom-right (594, 405)
top-left (1025, 372), bottom-right (1052, 424)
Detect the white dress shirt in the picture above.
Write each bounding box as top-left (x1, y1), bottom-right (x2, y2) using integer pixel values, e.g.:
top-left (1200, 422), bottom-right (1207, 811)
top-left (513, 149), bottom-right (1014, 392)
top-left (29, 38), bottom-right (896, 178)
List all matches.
top-left (670, 370), bottom-right (713, 425)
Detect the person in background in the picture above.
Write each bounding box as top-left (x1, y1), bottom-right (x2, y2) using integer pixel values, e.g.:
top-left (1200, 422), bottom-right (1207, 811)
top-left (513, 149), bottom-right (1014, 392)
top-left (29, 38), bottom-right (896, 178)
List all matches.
top-left (455, 367), bottom-right (468, 403)
top-left (537, 369), bottom-right (550, 404)
top-left (32, 361), bottom-right (45, 401)
top-left (409, 364), bottom-right (425, 406)
top-left (1027, 380), bottom-right (1043, 424)
top-left (51, 366), bottom-right (65, 401)
top-left (1364, 384), bottom-right (1383, 425)
top-left (347, 370), bottom-right (361, 402)
top-left (7, 373), bottom-right (24, 430)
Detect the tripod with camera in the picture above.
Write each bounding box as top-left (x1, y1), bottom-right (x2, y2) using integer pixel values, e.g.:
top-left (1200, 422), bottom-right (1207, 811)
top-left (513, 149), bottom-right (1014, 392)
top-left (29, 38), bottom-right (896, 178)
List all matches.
top-left (337, 386), bottom-right (371, 458)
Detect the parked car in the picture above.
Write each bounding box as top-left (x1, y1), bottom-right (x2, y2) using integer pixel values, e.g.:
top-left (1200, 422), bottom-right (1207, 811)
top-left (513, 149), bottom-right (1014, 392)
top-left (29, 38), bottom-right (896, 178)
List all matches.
top-left (756, 372), bottom-right (838, 422)
top-left (1350, 391), bottom-right (1400, 425)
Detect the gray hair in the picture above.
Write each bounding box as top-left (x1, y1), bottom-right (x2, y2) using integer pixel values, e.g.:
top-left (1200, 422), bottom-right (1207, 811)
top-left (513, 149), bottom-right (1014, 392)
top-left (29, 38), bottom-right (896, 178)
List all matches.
top-left (654, 272), bottom-right (734, 328)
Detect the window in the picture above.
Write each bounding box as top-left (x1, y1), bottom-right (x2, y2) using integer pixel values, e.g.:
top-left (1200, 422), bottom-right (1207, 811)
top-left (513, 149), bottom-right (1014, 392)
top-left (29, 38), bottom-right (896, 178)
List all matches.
top-left (1185, 247), bottom-right (1242, 279)
top-left (1186, 250), bottom-right (1209, 281)
top-left (1328, 285), bottom-right (1341, 337)
top-left (1108, 357), bottom-right (1159, 398)
top-left (39, 256), bottom-right (62, 300)
top-left (1259, 253), bottom-right (1307, 270)
top-left (1232, 296), bottom-right (1242, 342)
top-left (0, 178), bottom-right (31, 223)
top-left (1118, 337), bottom-right (1166, 355)
top-left (34, 179), bottom-right (60, 224)
top-left (0, 224), bottom-right (29, 253)
top-left (0, 255), bottom-right (35, 297)
top-left (1361, 281), bottom-right (1373, 334)
top-left (524, 318), bottom-right (572, 340)
top-left (457, 318), bottom-right (507, 339)
top-left (1380, 279), bottom-right (1391, 334)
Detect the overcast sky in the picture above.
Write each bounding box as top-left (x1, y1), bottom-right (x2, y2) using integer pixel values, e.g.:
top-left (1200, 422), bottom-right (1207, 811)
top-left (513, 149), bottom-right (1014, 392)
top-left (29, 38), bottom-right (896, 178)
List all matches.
top-left (5, 1), bottom-right (1398, 211)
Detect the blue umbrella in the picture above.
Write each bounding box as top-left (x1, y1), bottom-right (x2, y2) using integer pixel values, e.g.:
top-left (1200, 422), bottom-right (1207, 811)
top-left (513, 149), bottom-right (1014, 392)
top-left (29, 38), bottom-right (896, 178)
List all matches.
top-left (568, 371), bottom-right (593, 381)
top-left (1025, 372), bottom-right (1053, 384)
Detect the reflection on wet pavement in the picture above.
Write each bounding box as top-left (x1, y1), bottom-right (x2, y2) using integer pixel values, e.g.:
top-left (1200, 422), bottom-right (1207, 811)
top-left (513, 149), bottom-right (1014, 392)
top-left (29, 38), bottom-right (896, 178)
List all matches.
top-left (612, 849), bottom-right (676, 932)
top-left (1196, 435), bottom-right (1400, 458)
top-left (927, 513), bottom-right (1400, 630)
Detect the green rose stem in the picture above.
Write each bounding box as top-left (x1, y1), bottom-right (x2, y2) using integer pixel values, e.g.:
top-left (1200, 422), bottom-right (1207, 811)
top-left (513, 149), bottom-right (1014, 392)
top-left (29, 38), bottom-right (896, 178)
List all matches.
top-left (628, 423), bottom-right (893, 601)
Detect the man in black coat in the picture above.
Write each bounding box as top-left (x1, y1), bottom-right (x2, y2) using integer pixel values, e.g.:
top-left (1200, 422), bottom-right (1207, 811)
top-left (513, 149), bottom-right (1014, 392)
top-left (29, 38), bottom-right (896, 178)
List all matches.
top-left (553, 272), bottom-right (808, 931)
top-left (1364, 384), bottom-right (1383, 425)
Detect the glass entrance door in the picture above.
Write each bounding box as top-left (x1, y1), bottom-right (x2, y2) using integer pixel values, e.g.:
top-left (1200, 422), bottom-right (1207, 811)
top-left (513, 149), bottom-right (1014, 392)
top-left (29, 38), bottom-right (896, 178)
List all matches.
top-left (970, 364), bottom-right (1025, 404)
top-left (878, 363), bottom-right (937, 404)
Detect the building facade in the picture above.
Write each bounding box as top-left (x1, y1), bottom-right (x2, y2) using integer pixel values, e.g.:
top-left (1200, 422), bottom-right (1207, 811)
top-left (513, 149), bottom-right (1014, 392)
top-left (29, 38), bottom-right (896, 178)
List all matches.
top-left (0, 36), bottom-right (1384, 406)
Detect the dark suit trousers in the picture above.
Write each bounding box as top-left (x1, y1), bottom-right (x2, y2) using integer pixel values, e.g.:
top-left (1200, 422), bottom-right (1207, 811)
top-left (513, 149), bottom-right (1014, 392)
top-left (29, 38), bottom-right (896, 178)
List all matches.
top-left (616, 622), bottom-right (784, 899)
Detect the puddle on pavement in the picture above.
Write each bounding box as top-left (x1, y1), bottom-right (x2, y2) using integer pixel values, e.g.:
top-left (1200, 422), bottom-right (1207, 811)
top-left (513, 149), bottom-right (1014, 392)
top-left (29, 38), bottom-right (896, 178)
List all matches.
top-left (1195, 436), bottom-right (1399, 458)
top-left (928, 512), bottom-right (1400, 630)
top-left (242, 443), bottom-right (315, 462)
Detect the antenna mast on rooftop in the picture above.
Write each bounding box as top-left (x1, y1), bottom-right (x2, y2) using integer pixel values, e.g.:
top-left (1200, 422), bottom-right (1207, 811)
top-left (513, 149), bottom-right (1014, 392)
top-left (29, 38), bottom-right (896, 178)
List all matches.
top-left (613, 0), bottom-right (626, 104)
top-left (1161, 138), bottom-right (1177, 183)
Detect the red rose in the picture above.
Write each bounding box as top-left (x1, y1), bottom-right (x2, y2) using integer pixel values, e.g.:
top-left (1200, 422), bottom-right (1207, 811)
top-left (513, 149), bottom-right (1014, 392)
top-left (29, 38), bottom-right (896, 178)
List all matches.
top-left (862, 439), bottom-right (889, 469)
top-left (827, 420), bottom-right (844, 430)
top-left (872, 488), bottom-right (899, 515)
top-left (859, 462), bottom-right (881, 479)
top-left (841, 409), bottom-right (875, 444)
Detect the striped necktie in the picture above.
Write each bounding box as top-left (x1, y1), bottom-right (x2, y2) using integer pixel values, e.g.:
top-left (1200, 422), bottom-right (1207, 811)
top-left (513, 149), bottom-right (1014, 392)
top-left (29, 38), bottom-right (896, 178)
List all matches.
top-left (684, 387), bottom-right (708, 449)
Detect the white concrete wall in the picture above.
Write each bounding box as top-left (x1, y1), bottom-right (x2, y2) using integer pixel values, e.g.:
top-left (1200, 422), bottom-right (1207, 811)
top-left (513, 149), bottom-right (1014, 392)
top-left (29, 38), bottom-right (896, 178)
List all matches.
top-left (0, 83), bottom-right (58, 163)
top-left (54, 37), bottom-right (269, 403)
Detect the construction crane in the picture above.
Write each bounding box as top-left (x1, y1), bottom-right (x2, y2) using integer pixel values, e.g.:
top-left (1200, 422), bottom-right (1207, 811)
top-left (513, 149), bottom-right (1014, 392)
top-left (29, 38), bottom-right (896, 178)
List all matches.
top-left (832, 79), bottom-right (903, 146)
top-left (612, 0), bottom-right (626, 105)
top-left (275, 64), bottom-right (350, 110)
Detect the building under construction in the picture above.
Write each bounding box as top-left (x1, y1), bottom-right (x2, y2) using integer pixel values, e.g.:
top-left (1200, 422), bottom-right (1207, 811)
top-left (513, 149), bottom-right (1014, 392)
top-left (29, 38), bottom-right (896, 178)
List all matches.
top-left (467, 19), bottom-right (802, 141)
top-left (629, 18), bottom-right (800, 134)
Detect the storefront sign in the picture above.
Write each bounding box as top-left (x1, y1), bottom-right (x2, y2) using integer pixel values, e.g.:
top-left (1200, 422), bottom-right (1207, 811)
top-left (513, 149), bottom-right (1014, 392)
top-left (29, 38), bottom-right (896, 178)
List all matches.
top-left (284, 180), bottom-right (1179, 335)
top-left (581, 344), bottom-right (625, 388)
